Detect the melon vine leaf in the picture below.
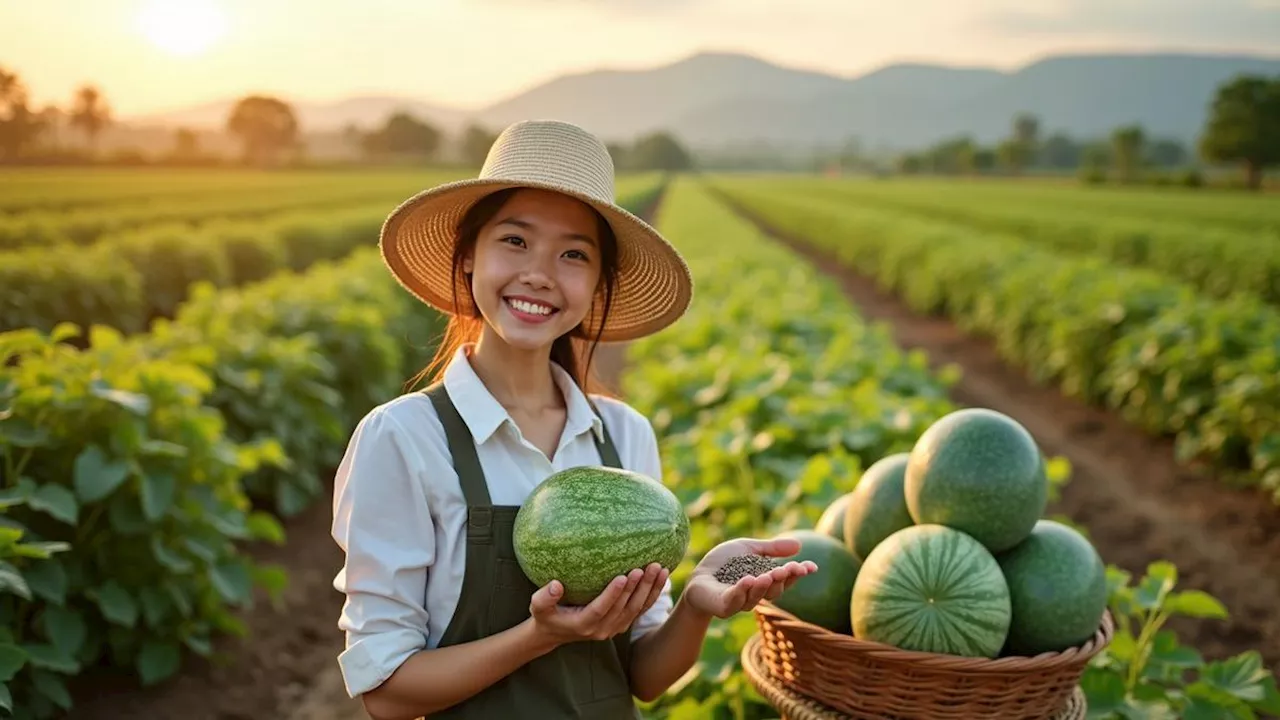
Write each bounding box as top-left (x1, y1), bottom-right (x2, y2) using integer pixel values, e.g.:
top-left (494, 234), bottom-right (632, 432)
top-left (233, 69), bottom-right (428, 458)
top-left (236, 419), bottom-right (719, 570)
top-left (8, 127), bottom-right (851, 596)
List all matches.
top-left (1085, 564), bottom-right (1278, 718)
top-left (136, 640), bottom-right (180, 687)
top-left (0, 644), bottom-right (26, 683)
top-left (40, 606), bottom-right (85, 659)
top-left (71, 445), bottom-right (130, 503)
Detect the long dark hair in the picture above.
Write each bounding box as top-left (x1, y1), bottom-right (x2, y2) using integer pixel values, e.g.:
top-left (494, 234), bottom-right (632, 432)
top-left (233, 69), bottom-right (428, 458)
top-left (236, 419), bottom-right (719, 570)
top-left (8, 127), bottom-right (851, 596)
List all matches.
top-left (409, 187), bottom-right (620, 396)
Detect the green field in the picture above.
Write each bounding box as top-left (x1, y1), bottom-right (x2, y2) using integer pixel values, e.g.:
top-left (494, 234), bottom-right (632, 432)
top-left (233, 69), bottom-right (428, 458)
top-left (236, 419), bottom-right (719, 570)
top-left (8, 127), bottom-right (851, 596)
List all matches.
top-left (1, 169), bottom-right (1277, 719)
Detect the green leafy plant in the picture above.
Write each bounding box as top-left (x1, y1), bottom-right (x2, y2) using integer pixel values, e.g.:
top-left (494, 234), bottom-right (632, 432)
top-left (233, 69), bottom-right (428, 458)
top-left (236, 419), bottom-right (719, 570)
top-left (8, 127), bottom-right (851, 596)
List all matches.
top-left (0, 323), bottom-right (287, 718)
top-left (0, 495), bottom-right (71, 715)
top-left (1083, 562), bottom-right (1280, 718)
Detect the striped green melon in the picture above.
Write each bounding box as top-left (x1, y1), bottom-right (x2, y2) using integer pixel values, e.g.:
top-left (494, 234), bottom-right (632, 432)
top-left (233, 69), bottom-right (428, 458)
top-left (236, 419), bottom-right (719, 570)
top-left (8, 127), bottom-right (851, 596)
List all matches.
top-left (851, 524), bottom-right (1011, 658)
top-left (905, 408), bottom-right (1048, 553)
top-left (842, 453), bottom-right (914, 562)
top-left (513, 465), bottom-right (690, 606)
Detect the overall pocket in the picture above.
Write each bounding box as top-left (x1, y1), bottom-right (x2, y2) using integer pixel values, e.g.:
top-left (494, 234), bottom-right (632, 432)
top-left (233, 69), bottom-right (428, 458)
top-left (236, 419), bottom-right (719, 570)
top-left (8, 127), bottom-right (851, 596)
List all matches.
top-left (489, 558), bottom-right (537, 634)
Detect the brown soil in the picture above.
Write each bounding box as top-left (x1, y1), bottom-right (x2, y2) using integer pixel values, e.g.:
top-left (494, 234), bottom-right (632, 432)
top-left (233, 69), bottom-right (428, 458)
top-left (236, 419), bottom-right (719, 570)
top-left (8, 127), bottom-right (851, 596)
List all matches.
top-left (713, 188), bottom-right (1280, 670)
top-left (61, 186), bottom-right (663, 720)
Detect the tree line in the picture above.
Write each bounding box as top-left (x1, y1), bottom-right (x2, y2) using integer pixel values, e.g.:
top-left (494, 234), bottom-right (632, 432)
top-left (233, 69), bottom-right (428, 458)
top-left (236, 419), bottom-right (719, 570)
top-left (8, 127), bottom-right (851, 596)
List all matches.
top-left (0, 66), bottom-right (696, 172)
top-left (0, 69), bottom-right (111, 161)
top-left (875, 74), bottom-right (1279, 190)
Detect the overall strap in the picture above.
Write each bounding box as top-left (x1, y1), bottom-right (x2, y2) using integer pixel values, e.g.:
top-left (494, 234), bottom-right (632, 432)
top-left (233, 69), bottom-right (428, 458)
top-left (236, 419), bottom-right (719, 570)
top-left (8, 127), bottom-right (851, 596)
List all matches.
top-left (587, 398), bottom-right (623, 469)
top-left (425, 383), bottom-right (493, 508)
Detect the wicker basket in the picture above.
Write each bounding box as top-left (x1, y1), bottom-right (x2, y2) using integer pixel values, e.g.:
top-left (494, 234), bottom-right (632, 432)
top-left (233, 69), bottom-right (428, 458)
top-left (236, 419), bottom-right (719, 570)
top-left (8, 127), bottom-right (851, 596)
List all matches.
top-left (752, 601), bottom-right (1112, 720)
top-left (741, 634), bottom-right (1088, 720)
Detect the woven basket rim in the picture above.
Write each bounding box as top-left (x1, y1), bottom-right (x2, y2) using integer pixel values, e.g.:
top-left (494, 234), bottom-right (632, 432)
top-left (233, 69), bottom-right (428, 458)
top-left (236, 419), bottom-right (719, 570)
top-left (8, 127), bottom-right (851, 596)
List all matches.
top-left (754, 601), bottom-right (1115, 672)
top-left (741, 633), bottom-right (1089, 720)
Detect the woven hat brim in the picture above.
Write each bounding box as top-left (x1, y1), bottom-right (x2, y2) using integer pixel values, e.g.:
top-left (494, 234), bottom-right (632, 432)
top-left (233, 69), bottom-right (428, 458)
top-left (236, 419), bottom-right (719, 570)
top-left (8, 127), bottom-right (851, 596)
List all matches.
top-left (380, 178), bottom-right (692, 343)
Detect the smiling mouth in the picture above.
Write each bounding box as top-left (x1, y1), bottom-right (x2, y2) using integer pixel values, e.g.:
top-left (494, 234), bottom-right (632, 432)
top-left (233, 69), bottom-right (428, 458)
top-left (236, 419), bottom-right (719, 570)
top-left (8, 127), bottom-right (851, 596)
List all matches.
top-left (504, 296), bottom-right (560, 320)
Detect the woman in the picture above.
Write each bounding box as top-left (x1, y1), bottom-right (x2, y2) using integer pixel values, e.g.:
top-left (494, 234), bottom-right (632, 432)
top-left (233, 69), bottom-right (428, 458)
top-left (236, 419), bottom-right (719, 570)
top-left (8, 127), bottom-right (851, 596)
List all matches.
top-left (332, 119), bottom-right (817, 719)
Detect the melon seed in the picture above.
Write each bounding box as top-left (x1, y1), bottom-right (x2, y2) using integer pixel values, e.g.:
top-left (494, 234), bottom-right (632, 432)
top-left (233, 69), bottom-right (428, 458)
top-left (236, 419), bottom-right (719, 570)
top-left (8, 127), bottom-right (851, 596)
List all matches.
top-left (714, 554), bottom-right (780, 584)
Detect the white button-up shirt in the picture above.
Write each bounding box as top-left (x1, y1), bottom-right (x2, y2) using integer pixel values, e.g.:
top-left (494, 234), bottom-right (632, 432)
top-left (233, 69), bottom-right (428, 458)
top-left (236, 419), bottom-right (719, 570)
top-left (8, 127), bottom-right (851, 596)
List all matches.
top-left (331, 344), bottom-right (675, 698)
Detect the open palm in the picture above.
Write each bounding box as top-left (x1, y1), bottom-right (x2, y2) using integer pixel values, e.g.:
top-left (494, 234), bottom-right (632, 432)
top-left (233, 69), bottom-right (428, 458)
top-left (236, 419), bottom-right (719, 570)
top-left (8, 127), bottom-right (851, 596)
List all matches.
top-left (683, 537), bottom-right (818, 619)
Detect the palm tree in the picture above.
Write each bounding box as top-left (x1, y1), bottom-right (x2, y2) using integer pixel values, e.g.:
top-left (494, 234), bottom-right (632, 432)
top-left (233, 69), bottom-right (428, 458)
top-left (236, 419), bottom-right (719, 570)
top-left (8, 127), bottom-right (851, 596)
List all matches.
top-left (70, 85), bottom-right (111, 156)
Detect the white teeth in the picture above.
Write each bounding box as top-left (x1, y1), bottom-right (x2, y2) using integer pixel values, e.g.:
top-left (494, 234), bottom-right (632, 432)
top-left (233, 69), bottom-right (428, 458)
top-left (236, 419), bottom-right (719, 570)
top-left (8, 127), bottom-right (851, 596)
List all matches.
top-left (509, 298), bottom-right (553, 316)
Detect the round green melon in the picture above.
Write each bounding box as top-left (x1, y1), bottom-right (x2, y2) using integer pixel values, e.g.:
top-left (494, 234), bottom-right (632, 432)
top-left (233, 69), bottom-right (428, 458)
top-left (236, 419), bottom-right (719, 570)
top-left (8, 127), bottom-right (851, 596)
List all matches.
top-left (771, 530), bottom-right (862, 633)
top-left (513, 466), bottom-right (690, 605)
top-left (996, 520), bottom-right (1108, 656)
top-left (815, 493), bottom-right (854, 543)
top-left (851, 524), bottom-right (1011, 658)
top-left (904, 408), bottom-right (1048, 553)
top-left (843, 453), bottom-right (914, 561)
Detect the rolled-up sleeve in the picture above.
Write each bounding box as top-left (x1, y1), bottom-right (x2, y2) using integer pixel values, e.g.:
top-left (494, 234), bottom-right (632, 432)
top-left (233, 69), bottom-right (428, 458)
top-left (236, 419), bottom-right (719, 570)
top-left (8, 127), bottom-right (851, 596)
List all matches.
top-left (331, 407), bottom-right (434, 697)
top-left (629, 415), bottom-right (676, 640)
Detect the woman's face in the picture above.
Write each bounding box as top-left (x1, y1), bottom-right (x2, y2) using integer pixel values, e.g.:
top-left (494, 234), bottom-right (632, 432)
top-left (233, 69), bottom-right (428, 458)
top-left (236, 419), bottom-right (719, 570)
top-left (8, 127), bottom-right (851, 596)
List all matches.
top-left (464, 188), bottom-right (604, 352)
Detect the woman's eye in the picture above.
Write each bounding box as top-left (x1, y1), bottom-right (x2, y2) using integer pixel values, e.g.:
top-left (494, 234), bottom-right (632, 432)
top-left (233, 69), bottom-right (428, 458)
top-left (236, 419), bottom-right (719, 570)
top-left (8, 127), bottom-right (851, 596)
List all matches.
top-left (501, 235), bottom-right (525, 247)
top-left (564, 249), bottom-right (589, 261)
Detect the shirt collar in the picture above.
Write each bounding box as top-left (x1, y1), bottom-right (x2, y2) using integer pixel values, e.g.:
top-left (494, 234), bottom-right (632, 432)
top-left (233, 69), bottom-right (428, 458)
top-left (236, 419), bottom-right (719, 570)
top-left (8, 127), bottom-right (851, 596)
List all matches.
top-left (441, 344), bottom-right (605, 447)
top-left (550, 357), bottom-right (606, 445)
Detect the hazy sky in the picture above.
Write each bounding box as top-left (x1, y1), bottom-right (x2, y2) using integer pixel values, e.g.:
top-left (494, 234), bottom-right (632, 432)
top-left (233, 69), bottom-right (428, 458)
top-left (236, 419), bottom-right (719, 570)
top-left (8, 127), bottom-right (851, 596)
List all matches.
top-left (4, 0), bottom-right (1278, 117)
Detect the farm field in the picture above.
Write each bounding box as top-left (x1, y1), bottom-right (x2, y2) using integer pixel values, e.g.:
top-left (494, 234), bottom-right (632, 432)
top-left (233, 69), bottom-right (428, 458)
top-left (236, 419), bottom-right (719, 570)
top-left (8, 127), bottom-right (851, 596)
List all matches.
top-left (745, 175), bottom-right (1280, 305)
top-left (713, 175), bottom-right (1280, 494)
top-left (774, 175), bottom-right (1280, 232)
top-left (708, 175), bottom-right (1280, 666)
top-left (2, 169), bottom-right (1278, 719)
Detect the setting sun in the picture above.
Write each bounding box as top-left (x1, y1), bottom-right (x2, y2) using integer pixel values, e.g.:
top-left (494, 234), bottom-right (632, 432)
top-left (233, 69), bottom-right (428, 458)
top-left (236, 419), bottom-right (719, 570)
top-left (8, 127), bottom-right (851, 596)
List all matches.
top-left (137, 0), bottom-right (227, 56)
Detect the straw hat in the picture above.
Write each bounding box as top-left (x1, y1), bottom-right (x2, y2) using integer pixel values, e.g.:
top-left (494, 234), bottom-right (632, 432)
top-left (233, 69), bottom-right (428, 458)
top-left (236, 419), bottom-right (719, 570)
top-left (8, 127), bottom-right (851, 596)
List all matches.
top-left (379, 119), bottom-right (693, 343)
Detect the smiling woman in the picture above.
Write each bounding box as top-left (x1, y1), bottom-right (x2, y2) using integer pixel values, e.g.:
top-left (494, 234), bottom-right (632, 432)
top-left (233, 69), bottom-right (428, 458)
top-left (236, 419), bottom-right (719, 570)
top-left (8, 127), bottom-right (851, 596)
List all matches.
top-left (136, 0), bottom-right (228, 56)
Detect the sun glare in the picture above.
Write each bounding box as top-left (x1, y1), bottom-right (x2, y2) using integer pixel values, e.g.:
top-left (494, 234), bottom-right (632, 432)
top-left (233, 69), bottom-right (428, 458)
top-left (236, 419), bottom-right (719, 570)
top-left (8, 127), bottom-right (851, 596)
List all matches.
top-left (137, 0), bottom-right (228, 57)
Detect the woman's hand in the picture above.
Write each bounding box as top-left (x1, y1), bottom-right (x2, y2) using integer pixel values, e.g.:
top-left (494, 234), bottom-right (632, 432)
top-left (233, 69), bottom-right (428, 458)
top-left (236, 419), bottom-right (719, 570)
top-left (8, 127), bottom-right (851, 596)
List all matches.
top-left (527, 562), bottom-right (669, 648)
top-left (681, 537), bottom-right (817, 619)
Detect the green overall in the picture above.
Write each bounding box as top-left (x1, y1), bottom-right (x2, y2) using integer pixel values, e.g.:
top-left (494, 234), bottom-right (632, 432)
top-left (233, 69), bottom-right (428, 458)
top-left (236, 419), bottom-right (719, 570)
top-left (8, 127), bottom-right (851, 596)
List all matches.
top-left (423, 383), bottom-right (643, 719)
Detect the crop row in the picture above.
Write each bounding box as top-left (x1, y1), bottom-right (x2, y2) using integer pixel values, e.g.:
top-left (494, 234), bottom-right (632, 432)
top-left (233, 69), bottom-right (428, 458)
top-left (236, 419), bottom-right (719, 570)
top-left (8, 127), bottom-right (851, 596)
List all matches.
top-left (711, 178), bottom-right (1280, 504)
top-left (771, 177), bottom-right (1280, 306)
top-left (817, 177), bottom-right (1280, 234)
top-left (624, 178), bottom-right (960, 717)
top-left (1, 173), bottom-right (666, 338)
top-left (0, 250), bottom-right (438, 718)
top-left (0, 176), bottom-right (665, 718)
top-left (0, 171), bottom-right (464, 250)
top-left (625, 179), bottom-right (1278, 719)
top-left (0, 169), bottom-right (457, 215)
top-left (0, 204), bottom-right (394, 336)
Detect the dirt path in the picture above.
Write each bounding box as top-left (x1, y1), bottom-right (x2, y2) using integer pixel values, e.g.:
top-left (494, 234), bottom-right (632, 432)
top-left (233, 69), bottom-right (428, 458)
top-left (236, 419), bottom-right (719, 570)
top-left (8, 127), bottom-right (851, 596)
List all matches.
top-left (63, 186), bottom-right (663, 720)
top-left (712, 186), bottom-right (1280, 670)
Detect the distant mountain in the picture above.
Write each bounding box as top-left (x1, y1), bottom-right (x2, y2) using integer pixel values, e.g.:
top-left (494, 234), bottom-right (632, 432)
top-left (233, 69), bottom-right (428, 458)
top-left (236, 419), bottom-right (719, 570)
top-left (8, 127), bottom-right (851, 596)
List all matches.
top-left (121, 50), bottom-right (1280, 155)
top-left (472, 52), bottom-right (850, 139)
top-left (654, 52), bottom-right (1280, 149)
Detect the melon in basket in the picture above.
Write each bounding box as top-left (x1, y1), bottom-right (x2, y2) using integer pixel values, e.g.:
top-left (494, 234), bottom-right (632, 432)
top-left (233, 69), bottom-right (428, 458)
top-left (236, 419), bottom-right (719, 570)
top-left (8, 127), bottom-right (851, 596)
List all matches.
top-left (996, 519), bottom-right (1108, 656)
top-left (851, 524), bottom-right (1012, 658)
top-left (841, 452), bottom-right (914, 562)
top-left (904, 408), bottom-right (1048, 554)
top-left (814, 493), bottom-right (853, 544)
top-left (770, 530), bottom-right (861, 634)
